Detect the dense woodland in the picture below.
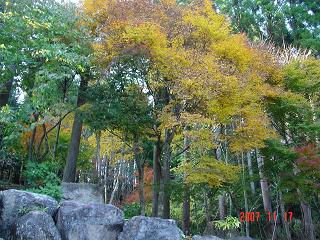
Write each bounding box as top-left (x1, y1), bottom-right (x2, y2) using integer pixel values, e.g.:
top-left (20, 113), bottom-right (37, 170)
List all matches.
top-left (0, 0), bottom-right (320, 239)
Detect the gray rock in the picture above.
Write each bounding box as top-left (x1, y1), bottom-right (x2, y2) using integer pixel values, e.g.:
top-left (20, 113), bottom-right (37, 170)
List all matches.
top-left (61, 182), bottom-right (104, 204)
top-left (230, 237), bottom-right (254, 240)
top-left (0, 189), bottom-right (58, 239)
top-left (118, 216), bottom-right (183, 240)
top-left (12, 211), bottom-right (61, 240)
top-left (56, 201), bottom-right (124, 240)
top-left (192, 236), bottom-right (224, 240)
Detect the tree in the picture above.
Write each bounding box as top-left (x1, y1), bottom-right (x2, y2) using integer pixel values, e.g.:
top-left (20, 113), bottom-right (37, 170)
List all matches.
top-left (83, 0), bottom-right (281, 225)
top-left (215, 0), bottom-right (320, 54)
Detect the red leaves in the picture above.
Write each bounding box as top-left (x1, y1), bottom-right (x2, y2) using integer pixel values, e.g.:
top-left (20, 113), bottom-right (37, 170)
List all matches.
top-left (295, 143), bottom-right (320, 169)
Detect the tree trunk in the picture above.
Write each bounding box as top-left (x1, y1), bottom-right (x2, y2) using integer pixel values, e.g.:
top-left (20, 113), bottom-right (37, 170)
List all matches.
top-left (241, 153), bottom-right (250, 237)
top-left (183, 187), bottom-right (190, 236)
top-left (53, 119), bottom-right (61, 159)
top-left (103, 155), bottom-right (109, 203)
top-left (134, 136), bottom-right (146, 216)
top-left (28, 113), bottom-right (39, 161)
top-left (162, 129), bottom-right (174, 219)
top-left (152, 137), bottom-right (161, 217)
top-left (63, 77), bottom-right (88, 182)
top-left (93, 131), bottom-right (101, 180)
top-left (247, 151), bottom-right (255, 194)
top-left (256, 149), bottom-right (273, 237)
top-left (109, 161), bottom-right (122, 204)
top-left (279, 190), bottom-right (292, 240)
top-left (204, 190), bottom-right (210, 224)
top-left (216, 145), bottom-right (226, 219)
top-left (182, 133), bottom-right (191, 236)
top-left (256, 150), bottom-right (272, 212)
top-left (301, 202), bottom-right (315, 240)
top-left (218, 195), bottom-right (226, 220)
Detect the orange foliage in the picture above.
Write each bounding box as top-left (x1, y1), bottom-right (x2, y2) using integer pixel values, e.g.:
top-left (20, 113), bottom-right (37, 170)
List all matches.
top-left (21, 122), bottom-right (53, 152)
top-left (124, 165), bottom-right (153, 204)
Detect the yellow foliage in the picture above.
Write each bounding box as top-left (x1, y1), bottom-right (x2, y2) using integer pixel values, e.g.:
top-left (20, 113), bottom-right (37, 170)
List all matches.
top-left (176, 156), bottom-right (239, 187)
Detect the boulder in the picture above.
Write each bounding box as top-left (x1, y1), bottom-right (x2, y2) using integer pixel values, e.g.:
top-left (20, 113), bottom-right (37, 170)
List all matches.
top-left (230, 237), bottom-right (254, 240)
top-left (0, 189), bottom-right (58, 239)
top-left (118, 216), bottom-right (183, 240)
top-left (61, 182), bottom-right (104, 204)
top-left (56, 201), bottom-right (124, 240)
top-left (192, 236), bottom-right (224, 240)
top-left (12, 211), bottom-right (61, 240)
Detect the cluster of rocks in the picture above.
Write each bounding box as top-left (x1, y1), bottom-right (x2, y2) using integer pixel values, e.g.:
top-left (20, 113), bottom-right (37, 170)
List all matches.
top-left (0, 189), bottom-right (254, 240)
top-left (0, 189), bottom-right (182, 240)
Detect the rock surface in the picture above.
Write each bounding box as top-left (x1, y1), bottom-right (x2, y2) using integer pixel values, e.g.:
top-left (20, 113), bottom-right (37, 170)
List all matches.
top-left (0, 189), bottom-right (58, 239)
top-left (192, 236), bottom-right (224, 240)
top-left (12, 211), bottom-right (61, 240)
top-left (230, 237), bottom-right (254, 240)
top-left (61, 182), bottom-right (104, 204)
top-left (56, 200), bottom-right (124, 240)
top-left (118, 216), bottom-right (182, 240)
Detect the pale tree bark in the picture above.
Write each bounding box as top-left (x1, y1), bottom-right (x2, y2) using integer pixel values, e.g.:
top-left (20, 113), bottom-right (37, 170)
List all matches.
top-left (216, 144), bottom-right (226, 219)
top-left (93, 131), bottom-right (101, 180)
top-left (241, 153), bottom-right (250, 237)
top-left (63, 76), bottom-right (88, 182)
top-left (256, 149), bottom-right (273, 237)
top-left (247, 151), bottom-right (255, 194)
top-left (109, 161), bottom-right (122, 204)
top-left (103, 155), bottom-right (108, 204)
top-left (256, 149), bottom-right (272, 212)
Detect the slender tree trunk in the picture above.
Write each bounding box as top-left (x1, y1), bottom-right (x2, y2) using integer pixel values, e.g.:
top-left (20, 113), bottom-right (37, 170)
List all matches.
top-left (103, 155), bottom-right (109, 203)
top-left (241, 153), bottom-right (250, 237)
top-left (152, 137), bottom-right (161, 217)
top-left (216, 145), bottom-right (226, 219)
top-left (162, 129), bottom-right (174, 219)
top-left (93, 131), bottom-right (101, 180)
top-left (256, 150), bottom-right (272, 212)
top-left (279, 190), bottom-right (292, 240)
top-left (134, 136), bottom-right (146, 216)
top-left (182, 133), bottom-right (191, 236)
top-left (256, 149), bottom-right (273, 237)
top-left (28, 113), bottom-right (39, 161)
top-left (247, 151), bottom-right (255, 194)
top-left (218, 195), bottom-right (226, 219)
top-left (301, 202), bottom-right (315, 240)
top-left (53, 119), bottom-right (61, 159)
top-left (204, 190), bottom-right (210, 224)
top-left (183, 188), bottom-right (190, 236)
top-left (109, 161), bottom-right (122, 204)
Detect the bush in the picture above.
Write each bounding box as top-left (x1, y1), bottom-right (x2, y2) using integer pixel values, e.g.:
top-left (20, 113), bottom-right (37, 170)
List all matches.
top-left (23, 161), bottom-right (62, 200)
top-left (123, 203), bottom-right (141, 219)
